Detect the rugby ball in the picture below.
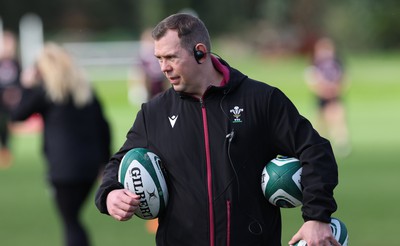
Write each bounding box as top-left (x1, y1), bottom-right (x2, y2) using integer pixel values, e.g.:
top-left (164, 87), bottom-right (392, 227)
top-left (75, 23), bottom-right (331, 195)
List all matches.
top-left (261, 156), bottom-right (302, 208)
top-left (118, 148), bottom-right (168, 220)
top-left (293, 217), bottom-right (349, 246)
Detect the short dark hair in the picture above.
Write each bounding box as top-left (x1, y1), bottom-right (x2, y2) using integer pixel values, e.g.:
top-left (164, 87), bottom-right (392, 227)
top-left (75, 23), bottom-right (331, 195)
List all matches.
top-left (152, 13), bottom-right (211, 53)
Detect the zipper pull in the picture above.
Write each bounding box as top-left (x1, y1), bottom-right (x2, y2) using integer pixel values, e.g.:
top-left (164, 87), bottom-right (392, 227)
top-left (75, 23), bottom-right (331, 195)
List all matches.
top-left (199, 97), bottom-right (205, 108)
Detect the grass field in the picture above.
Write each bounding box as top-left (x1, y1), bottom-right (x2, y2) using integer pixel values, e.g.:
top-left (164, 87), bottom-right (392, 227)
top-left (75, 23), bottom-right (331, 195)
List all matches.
top-left (1, 51), bottom-right (399, 245)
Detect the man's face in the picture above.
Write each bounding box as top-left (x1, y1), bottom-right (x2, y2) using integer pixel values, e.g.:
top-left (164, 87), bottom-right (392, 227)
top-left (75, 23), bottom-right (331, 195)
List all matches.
top-left (154, 30), bottom-right (200, 95)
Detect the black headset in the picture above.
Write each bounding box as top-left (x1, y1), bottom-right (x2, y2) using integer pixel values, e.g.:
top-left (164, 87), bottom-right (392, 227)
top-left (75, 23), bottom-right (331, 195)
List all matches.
top-left (193, 45), bottom-right (205, 64)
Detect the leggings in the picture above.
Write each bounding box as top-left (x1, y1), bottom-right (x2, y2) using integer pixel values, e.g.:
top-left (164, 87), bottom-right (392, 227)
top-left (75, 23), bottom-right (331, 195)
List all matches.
top-left (51, 181), bottom-right (95, 246)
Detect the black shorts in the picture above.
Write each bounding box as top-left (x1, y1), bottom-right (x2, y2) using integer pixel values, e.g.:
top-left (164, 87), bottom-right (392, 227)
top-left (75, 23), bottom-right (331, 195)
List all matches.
top-left (317, 97), bottom-right (340, 109)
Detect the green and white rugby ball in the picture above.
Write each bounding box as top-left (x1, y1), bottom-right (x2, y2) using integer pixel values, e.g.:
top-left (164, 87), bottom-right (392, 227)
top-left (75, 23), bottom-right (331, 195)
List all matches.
top-left (118, 148), bottom-right (168, 219)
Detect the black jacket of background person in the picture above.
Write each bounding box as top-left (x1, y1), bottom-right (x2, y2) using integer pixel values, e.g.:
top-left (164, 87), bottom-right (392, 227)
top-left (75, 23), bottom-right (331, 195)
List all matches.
top-left (11, 85), bottom-right (111, 183)
top-left (95, 58), bottom-right (338, 246)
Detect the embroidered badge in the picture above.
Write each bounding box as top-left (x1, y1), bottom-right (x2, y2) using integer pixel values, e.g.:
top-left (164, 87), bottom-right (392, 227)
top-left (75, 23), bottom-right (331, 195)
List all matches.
top-left (230, 106), bottom-right (243, 123)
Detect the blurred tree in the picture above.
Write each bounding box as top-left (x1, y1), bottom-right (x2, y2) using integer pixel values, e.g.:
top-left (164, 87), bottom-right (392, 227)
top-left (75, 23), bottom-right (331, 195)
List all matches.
top-left (369, 0), bottom-right (400, 49)
top-left (0, 0), bottom-right (139, 40)
top-left (0, 0), bottom-right (399, 50)
top-left (137, 0), bottom-right (164, 29)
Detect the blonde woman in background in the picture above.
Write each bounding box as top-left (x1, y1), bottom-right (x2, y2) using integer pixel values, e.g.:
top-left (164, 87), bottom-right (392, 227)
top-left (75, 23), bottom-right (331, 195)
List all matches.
top-left (11, 42), bottom-right (111, 246)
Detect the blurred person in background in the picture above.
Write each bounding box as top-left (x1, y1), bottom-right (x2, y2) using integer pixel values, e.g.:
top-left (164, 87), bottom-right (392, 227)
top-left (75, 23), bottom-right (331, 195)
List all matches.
top-left (138, 27), bottom-right (168, 234)
top-left (305, 37), bottom-right (351, 157)
top-left (129, 28), bottom-right (166, 103)
top-left (139, 28), bottom-right (167, 101)
top-left (11, 42), bottom-right (111, 246)
top-left (127, 28), bottom-right (167, 105)
top-left (0, 30), bottom-right (22, 168)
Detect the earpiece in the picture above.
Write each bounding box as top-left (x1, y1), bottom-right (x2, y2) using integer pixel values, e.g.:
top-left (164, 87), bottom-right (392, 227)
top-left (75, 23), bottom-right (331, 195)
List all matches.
top-left (193, 46), bottom-right (205, 64)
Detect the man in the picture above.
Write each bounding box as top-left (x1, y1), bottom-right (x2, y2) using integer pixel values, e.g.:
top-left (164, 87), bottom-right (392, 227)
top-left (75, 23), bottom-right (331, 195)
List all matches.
top-left (95, 13), bottom-right (340, 246)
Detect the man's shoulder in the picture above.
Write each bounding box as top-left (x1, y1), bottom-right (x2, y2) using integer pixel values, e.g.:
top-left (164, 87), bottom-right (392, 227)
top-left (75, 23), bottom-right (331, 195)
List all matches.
top-left (228, 66), bottom-right (276, 93)
top-left (238, 76), bottom-right (277, 94)
top-left (143, 88), bottom-right (178, 109)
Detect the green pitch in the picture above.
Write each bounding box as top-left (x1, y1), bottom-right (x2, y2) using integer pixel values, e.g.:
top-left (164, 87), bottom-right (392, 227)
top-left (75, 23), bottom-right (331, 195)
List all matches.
top-left (0, 51), bottom-right (399, 245)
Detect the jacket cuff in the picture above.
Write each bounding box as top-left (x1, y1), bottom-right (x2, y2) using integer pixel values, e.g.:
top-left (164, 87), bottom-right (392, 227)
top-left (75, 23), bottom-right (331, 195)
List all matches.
top-left (302, 210), bottom-right (333, 223)
top-left (95, 182), bottom-right (124, 215)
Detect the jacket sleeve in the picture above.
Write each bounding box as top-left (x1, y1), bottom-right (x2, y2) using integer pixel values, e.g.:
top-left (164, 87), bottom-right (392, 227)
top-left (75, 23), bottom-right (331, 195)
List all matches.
top-left (95, 107), bottom-right (149, 214)
top-left (267, 88), bottom-right (338, 223)
top-left (10, 86), bottom-right (46, 122)
top-left (92, 95), bottom-right (112, 165)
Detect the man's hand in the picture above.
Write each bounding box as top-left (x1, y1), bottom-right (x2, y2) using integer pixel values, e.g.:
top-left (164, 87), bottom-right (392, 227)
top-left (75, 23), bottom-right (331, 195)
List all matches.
top-left (106, 189), bottom-right (140, 221)
top-left (289, 220), bottom-right (341, 246)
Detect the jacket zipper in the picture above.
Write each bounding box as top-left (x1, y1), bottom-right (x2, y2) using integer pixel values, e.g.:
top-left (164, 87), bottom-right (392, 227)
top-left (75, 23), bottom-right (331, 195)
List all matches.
top-left (200, 98), bottom-right (215, 246)
top-left (226, 200), bottom-right (231, 246)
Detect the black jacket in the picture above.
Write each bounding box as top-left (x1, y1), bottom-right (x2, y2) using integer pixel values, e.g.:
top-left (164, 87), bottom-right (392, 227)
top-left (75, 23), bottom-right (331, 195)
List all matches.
top-left (11, 86), bottom-right (111, 182)
top-left (95, 60), bottom-right (338, 246)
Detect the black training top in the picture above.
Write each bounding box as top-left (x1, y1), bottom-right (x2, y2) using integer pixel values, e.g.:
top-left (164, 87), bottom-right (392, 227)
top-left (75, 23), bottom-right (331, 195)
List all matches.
top-left (96, 58), bottom-right (338, 246)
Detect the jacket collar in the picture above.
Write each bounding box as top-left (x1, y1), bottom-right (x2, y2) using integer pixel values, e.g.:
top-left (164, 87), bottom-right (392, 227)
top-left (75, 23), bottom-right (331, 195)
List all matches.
top-left (176, 56), bottom-right (247, 99)
top-left (211, 56), bottom-right (230, 86)
top-left (213, 56), bottom-right (247, 95)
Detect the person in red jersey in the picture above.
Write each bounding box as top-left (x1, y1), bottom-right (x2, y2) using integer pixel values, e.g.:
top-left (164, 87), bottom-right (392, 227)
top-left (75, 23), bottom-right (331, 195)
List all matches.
top-left (0, 31), bottom-right (22, 167)
top-left (305, 37), bottom-right (351, 157)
